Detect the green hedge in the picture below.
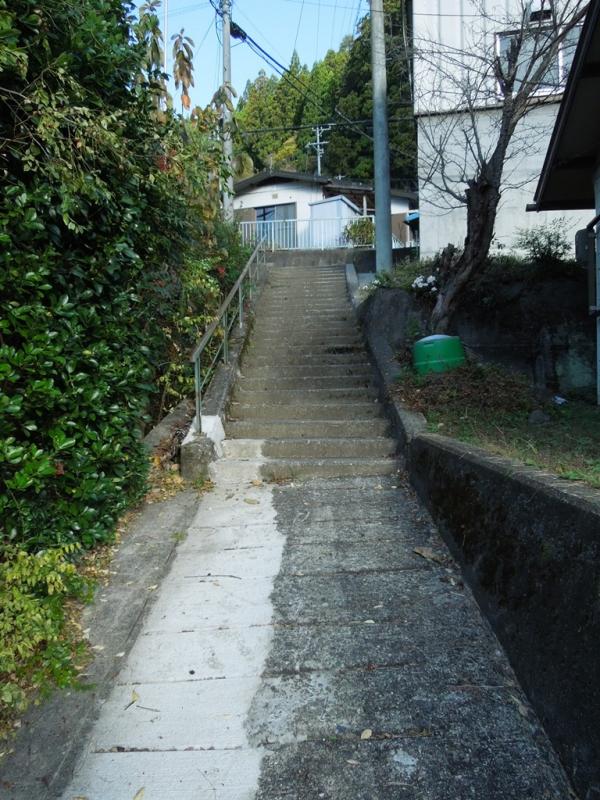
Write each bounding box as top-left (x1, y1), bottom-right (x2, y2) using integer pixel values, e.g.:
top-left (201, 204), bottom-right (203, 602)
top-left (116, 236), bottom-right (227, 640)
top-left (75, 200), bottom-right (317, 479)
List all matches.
top-left (0, 0), bottom-right (214, 551)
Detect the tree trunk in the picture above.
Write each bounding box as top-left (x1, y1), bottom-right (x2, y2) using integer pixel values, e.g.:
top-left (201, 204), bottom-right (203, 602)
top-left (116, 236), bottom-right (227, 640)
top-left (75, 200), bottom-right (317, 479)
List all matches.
top-left (430, 174), bottom-right (501, 333)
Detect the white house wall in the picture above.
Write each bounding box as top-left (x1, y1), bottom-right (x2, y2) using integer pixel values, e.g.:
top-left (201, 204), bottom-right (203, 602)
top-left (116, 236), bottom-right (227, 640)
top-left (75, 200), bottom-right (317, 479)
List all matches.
top-left (414, 0), bottom-right (584, 256)
top-left (233, 182), bottom-right (323, 221)
top-left (418, 103), bottom-right (585, 256)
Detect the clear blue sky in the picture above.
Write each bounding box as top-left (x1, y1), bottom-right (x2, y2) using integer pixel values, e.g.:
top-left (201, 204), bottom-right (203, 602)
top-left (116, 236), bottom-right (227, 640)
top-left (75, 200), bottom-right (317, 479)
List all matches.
top-left (159, 0), bottom-right (368, 108)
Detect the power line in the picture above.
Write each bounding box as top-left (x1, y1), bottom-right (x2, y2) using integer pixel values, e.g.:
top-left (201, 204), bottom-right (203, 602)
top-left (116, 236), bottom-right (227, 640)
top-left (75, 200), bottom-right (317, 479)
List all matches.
top-left (209, 0), bottom-right (375, 142)
top-left (281, 0), bottom-right (481, 16)
top-left (238, 116), bottom-right (415, 135)
top-left (293, 0), bottom-right (305, 53)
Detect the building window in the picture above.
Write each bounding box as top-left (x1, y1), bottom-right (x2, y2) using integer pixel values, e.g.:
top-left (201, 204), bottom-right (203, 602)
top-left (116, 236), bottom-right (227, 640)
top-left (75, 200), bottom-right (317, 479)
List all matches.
top-left (496, 23), bottom-right (580, 93)
top-left (256, 203), bottom-right (296, 222)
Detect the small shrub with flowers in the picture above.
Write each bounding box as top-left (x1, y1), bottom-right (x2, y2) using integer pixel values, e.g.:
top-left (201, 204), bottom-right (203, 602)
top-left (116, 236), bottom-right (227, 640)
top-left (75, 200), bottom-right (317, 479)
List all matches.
top-left (411, 274), bottom-right (439, 297)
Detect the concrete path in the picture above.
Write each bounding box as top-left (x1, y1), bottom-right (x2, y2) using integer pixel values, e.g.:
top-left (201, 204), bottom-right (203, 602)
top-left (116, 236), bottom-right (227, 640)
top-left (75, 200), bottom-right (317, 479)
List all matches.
top-left (60, 262), bottom-right (573, 799)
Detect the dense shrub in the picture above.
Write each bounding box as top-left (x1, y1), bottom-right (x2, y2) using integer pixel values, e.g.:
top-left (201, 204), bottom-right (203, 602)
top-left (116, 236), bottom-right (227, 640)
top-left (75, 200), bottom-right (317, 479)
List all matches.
top-left (0, 545), bottom-right (91, 717)
top-left (0, 1), bottom-right (226, 553)
top-left (344, 217), bottom-right (375, 246)
top-left (515, 217), bottom-right (573, 265)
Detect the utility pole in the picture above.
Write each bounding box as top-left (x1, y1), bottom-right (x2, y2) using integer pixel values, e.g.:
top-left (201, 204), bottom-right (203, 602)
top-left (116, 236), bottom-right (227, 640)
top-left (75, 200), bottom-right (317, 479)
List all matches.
top-left (221, 0), bottom-right (234, 221)
top-left (306, 124), bottom-right (331, 176)
top-left (370, 0), bottom-right (393, 272)
top-left (163, 0), bottom-right (168, 73)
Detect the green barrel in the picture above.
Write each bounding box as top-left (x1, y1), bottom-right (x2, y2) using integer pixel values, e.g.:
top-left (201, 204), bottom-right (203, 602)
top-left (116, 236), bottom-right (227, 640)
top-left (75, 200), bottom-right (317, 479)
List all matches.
top-left (412, 334), bottom-right (466, 375)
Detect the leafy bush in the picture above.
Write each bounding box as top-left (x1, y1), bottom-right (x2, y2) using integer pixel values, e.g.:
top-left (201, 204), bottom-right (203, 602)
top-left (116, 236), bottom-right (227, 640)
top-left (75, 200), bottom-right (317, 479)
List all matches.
top-left (0, 545), bottom-right (91, 718)
top-left (0, 1), bottom-right (228, 552)
top-left (515, 217), bottom-right (573, 265)
top-left (344, 217), bottom-right (375, 247)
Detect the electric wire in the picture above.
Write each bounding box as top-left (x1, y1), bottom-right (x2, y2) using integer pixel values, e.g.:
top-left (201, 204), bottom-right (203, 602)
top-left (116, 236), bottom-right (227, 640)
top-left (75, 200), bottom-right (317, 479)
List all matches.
top-left (293, 0), bottom-right (305, 53)
top-left (208, 0), bottom-right (374, 141)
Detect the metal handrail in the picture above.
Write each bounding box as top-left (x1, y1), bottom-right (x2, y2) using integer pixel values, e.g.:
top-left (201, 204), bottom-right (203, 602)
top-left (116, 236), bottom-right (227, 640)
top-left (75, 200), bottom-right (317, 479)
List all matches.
top-left (189, 238), bottom-right (267, 433)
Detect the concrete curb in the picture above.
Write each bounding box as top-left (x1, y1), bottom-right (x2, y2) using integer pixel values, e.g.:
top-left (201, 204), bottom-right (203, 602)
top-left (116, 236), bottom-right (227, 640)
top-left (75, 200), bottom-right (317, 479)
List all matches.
top-left (354, 279), bottom-right (600, 799)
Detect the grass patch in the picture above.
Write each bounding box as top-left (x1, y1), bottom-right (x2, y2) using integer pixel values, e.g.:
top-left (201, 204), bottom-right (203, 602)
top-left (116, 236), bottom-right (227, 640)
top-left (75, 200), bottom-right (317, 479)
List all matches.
top-left (394, 363), bottom-right (600, 489)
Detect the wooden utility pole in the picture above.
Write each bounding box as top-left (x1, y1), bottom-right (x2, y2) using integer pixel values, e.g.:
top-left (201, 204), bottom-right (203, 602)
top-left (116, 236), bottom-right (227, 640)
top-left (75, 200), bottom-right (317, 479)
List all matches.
top-left (164, 0), bottom-right (168, 72)
top-left (370, 0), bottom-right (392, 272)
top-left (222, 0), bottom-right (234, 221)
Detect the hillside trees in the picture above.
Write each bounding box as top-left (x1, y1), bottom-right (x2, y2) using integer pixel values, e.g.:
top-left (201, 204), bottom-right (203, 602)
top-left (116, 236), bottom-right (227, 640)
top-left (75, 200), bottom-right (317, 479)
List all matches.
top-left (324, 1), bottom-right (415, 183)
top-left (233, 0), bottom-right (415, 184)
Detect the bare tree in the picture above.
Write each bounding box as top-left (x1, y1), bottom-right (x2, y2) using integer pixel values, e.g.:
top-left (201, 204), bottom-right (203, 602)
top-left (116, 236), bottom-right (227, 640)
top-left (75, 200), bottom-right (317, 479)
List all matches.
top-left (414, 0), bottom-right (588, 331)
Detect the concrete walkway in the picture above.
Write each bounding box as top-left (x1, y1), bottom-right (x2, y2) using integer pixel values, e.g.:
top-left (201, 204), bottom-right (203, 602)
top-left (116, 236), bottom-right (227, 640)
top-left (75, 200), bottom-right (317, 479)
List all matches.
top-left (60, 262), bottom-right (573, 799)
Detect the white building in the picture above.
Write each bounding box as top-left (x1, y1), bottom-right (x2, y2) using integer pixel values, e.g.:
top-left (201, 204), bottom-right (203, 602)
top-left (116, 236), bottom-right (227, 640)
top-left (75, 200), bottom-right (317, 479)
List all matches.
top-left (233, 171), bottom-right (417, 250)
top-left (413, 0), bottom-right (586, 257)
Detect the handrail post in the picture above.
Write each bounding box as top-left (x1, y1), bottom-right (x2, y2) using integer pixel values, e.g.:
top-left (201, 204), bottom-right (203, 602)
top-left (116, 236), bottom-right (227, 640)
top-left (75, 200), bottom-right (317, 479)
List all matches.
top-left (194, 355), bottom-right (202, 433)
top-left (223, 309), bottom-right (229, 364)
top-left (238, 283), bottom-right (244, 330)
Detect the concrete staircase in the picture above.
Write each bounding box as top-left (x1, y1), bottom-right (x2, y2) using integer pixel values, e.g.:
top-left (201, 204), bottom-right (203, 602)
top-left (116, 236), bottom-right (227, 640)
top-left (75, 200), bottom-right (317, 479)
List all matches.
top-left (223, 262), bottom-right (398, 480)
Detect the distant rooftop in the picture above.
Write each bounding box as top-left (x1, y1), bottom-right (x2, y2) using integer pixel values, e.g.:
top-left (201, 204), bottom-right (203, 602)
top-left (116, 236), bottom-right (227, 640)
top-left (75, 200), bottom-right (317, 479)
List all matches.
top-left (234, 170), bottom-right (417, 203)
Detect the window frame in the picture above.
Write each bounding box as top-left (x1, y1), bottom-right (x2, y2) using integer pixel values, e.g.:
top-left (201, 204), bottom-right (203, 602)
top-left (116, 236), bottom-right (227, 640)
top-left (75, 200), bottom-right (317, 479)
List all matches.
top-left (494, 24), bottom-right (580, 97)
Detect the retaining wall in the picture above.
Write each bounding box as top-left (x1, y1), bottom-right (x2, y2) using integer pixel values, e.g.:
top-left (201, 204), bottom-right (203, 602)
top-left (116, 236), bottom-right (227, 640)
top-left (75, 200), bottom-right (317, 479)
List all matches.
top-left (357, 281), bottom-right (600, 800)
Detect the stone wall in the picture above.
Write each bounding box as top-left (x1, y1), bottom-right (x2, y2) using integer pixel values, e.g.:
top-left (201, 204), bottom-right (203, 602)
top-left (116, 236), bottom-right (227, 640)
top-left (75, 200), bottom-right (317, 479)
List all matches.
top-left (360, 275), bottom-right (595, 396)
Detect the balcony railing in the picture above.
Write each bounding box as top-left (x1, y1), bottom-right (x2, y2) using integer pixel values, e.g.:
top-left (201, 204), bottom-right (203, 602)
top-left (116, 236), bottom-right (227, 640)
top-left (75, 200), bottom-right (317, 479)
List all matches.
top-left (239, 216), bottom-right (416, 251)
top-left (239, 217), bottom-right (366, 251)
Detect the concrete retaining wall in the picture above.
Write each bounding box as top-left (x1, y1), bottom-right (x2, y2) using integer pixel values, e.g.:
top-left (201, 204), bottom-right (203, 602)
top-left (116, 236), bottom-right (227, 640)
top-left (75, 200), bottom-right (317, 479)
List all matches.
top-left (356, 278), bottom-right (600, 800)
top-left (266, 247), bottom-right (418, 271)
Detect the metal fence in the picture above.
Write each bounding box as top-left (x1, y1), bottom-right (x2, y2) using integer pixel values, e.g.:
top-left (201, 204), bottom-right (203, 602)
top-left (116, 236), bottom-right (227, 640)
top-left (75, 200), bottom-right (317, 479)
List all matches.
top-left (239, 216), bottom-right (375, 251)
top-left (239, 216), bottom-right (415, 251)
top-left (189, 239), bottom-right (267, 434)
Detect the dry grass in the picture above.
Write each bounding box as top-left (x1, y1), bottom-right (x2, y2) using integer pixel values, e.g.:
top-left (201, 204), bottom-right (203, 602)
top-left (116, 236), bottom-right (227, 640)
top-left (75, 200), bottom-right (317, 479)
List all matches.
top-left (394, 363), bottom-right (600, 489)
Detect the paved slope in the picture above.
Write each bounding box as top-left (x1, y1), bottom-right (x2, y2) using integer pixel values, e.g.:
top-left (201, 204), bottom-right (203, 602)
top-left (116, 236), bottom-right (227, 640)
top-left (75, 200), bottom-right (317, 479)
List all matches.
top-left (59, 260), bottom-right (574, 800)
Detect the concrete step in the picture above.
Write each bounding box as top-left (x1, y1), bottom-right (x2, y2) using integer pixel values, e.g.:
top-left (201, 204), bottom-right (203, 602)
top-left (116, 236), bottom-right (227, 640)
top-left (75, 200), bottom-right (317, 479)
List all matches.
top-left (236, 374), bottom-right (374, 391)
top-left (258, 305), bottom-right (351, 315)
top-left (225, 418), bottom-right (390, 439)
top-left (220, 437), bottom-right (396, 459)
top-left (253, 328), bottom-right (360, 339)
top-left (267, 281), bottom-right (346, 298)
top-left (212, 455), bottom-right (397, 480)
top-left (233, 387), bottom-right (377, 404)
top-left (254, 322), bottom-right (356, 332)
top-left (259, 457), bottom-right (399, 480)
top-left (228, 401), bottom-right (382, 421)
top-left (247, 344), bottom-right (365, 360)
top-left (242, 351), bottom-right (368, 367)
top-left (267, 280), bottom-right (346, 288)
top-left (249, 336), bottom-right (363, 349)
top-left (239, 363), bottom-right (373, 378)
top-left (262, 437), bottom-right (397, 459)
top-left (250, 337), bottom-right (363, 351)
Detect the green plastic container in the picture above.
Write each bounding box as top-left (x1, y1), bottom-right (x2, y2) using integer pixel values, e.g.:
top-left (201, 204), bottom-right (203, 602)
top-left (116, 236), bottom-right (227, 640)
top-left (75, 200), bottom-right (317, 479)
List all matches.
top-left (413, 334), bottom-right (466, 376)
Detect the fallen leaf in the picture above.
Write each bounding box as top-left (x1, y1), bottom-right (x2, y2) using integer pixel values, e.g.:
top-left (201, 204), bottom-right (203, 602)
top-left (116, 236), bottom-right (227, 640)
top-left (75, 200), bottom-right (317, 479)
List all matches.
top-left (346, 759), bottom-right (359, 765)
top-left (250, 479), bottom-right (262, 486)
top-left (132, 689), bottom-right (140, 704)
top-left (115, 652), bottom-right (125, 658)
top-left (360, 728), bottom-right (373, 740)
top-left (147, 584), bottom-right (158, 591)
top-left (133, 789), bottom-right (145, 800)
top-left (244, 498), bottom-right (259, 505)
top-left (364, 619), bottom-right (375, 624)
top-left (413, 546), bottom-right (445, 565)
